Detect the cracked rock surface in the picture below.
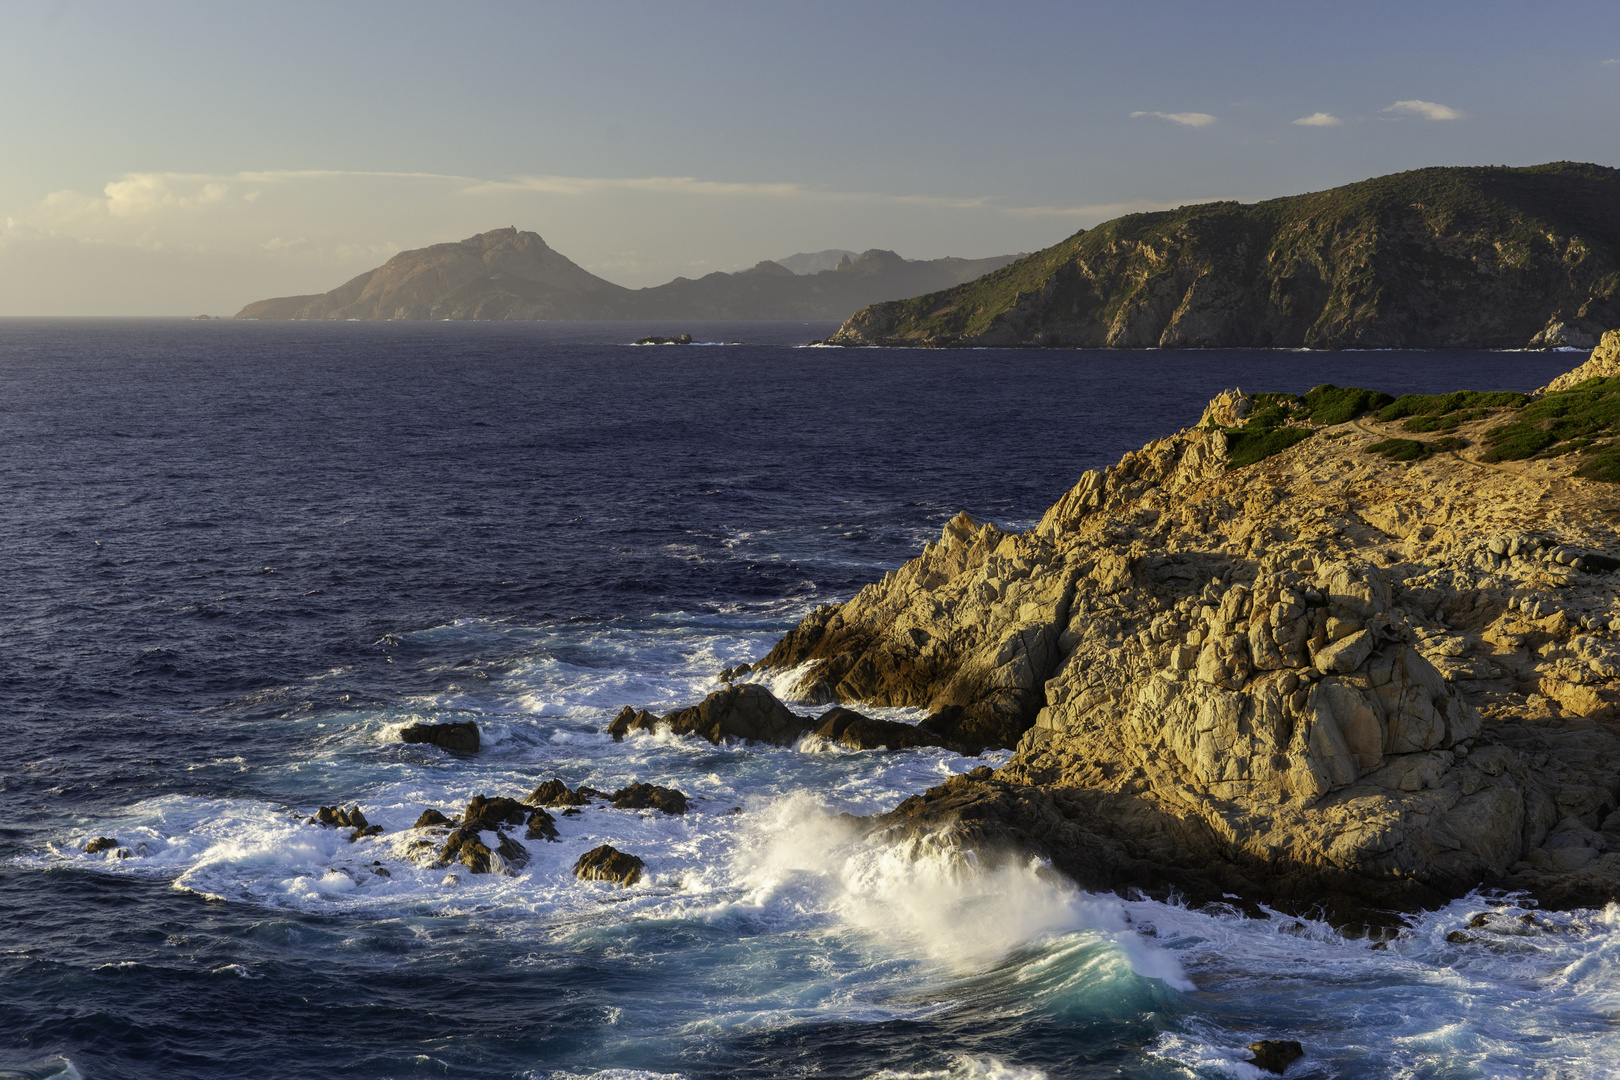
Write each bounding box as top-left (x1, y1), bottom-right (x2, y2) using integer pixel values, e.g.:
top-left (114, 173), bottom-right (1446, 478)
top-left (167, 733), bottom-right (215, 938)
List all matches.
top-left (760, 352), bottom-right (1620, 923)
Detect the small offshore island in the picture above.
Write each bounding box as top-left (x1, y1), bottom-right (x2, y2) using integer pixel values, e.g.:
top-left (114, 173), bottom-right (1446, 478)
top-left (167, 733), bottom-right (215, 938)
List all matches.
top-left (709, 332), bottom-right (1620, 929)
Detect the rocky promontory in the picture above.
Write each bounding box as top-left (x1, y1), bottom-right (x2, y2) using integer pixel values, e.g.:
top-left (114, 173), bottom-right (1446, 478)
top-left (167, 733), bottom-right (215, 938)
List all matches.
top-left (825, 162), bottom-right (1620, 350)
top-left (758, 342), bottom-right (1620, 924)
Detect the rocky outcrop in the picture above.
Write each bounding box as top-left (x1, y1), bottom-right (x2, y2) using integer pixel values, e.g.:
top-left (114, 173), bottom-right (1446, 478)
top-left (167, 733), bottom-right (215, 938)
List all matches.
top-left (762, 350), bottom-right (1620, 921)
top-left (1541, 329), bottom-right (1620, 393)
top-left (83, 837), bottom-right (120, 855)
top-left (826, 162), bottom-right (1620, 349)
top-left (400, 720), bottom-right (480, 753)
top-left (610, 683), bottom-right (812, 746)
top-left (608, 782), bottom-right (689, 815)
top-left (525, 779), bottom-right (591, 807)
top-left (575, 844), bottom-right (645, 886)
top-left (308, 804), bottom-right (384, 842)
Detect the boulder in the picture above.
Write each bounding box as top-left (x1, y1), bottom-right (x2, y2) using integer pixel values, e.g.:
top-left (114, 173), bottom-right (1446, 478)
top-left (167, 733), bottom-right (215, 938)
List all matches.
top-left (84, 837), bottom-right (120, 855)
top-left (812, 706), bottom-right (947, 751)
top-left (610, 782), bottom-right (688, 814)
top-left (413, 808), bottom-right (453, 828)
top-left (525, 778), bottom-right (590, 807)
top-left (439, 825), bottom-right (530, 874)
top-left (574, 844), bottom-right (645, 886)
top-left (1247, 1041), bottom-right (1304, 1074)
top-left (460, 795), bottom-right (528, 831)
top-left (524, 807), bottom-right (559, 842)
top-left (310, 804), bottom-right (373, 830)
top-left (609, 684), bottom-right (811, 746)
top-left (400, 720), bottom-right (480, 753)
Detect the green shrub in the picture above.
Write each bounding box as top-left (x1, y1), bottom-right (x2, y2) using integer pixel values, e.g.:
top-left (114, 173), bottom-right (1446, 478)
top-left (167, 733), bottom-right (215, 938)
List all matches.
top-left (1367, 436), bottom-right (1467, 462)
top-left (1483, 423), bottom-right (1558, 461)
top-left (1227, 426), bottom-right (1313, 468)
top-left (1576, 448), bottom-right (1620, 482)
top-left (1367, 438), bottom-right (1426, 461)
top-left (1403, 414), bottom-right (1459, 433)
top-left (1378, 390), bottom-right (1528, 422)
top-left (1300, 385), bottom-right (1395, 425)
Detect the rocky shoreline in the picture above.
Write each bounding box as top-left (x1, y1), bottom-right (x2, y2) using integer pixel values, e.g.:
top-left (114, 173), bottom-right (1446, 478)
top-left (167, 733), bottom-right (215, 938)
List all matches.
top-left (745, 336), bottom-right (1620, 926)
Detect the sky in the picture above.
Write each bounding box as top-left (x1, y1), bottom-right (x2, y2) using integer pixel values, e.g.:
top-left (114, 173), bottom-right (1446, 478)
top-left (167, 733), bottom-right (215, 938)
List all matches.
top-left (3, 0), bottom-right (1619, 315)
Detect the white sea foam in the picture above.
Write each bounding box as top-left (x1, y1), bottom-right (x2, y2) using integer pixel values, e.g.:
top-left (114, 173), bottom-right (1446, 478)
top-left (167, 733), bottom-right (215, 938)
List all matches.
top-left (29, 610), bottom-right (1620, 1075)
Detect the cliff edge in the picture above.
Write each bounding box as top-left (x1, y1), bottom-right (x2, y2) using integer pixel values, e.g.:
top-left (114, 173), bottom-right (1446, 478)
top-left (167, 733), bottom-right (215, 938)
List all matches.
top-left (759, 349), bottom-right (1620, 924)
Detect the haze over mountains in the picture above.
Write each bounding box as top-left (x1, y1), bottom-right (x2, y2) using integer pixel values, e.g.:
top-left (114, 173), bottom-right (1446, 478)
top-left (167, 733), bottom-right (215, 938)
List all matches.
top-left (234, 231), bottom-right (1018, 322)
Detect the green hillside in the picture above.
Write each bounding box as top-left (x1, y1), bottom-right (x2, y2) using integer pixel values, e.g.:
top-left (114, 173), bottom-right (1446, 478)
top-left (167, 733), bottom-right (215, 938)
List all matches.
top-left (827, 162), bottom-right (1620, 349)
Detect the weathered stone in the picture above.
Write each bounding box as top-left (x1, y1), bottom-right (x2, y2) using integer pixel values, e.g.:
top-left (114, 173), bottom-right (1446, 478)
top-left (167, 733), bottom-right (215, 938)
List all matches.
top-left (524, 778), bottom-right (590, 807)
top-left (609, 683), bottom-right (811, 746)
top-left (400, 720), bottom-right (480, 753)
top-left (610, 782), bottom-right (688, 815)
top-left (84, 837), bottom-right (120, 855)
top-left (1314, 629), bottom-right (1373, 674)
top-left (1248, 1040), bottom-right (1305, 1074)
top-left (574, 844), bottom-right (644, 886)
top-left (413, 809), bottom-right (453, 829)
top-left (751, 359), bottom-right (1620, 923)
top-left (812, 706), bottom-right (948, 752)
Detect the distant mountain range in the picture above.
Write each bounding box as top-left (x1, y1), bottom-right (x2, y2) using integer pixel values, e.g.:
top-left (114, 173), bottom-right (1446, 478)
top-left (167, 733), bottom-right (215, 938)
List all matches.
top-left (828, 161), bottom-right (1620, 349)
top-left (233, 231), bottom-right (1019, 322)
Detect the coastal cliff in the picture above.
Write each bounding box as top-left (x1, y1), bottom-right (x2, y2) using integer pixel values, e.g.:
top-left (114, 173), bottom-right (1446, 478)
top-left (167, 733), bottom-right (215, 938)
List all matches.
top-left (759, 336), bottom-right (1620, 924)
top-left (827, 162), bottom-right (1620, 350)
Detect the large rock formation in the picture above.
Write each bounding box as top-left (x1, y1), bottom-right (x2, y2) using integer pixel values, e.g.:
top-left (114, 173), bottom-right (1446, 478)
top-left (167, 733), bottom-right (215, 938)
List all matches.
top-left (1541, 329), bottom-right (1620, 393)
top-left (826, 162), bottom-right (1620, 350)
top-left (234, 230), bottom-right (1017, 323)
top-left (759, 353), bottom-right (1620, 921)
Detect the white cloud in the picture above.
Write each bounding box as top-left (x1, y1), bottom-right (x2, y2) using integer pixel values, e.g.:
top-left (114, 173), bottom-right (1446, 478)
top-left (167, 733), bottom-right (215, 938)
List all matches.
top-left (1291, 112), bottom-right (1342, 127)
top-left (1604, 58), bottom-right (1620, 65)
top-left (1131, 110), bottom-right (1218, 127)
top-left (1382, 99), bottom-right (1466, 120)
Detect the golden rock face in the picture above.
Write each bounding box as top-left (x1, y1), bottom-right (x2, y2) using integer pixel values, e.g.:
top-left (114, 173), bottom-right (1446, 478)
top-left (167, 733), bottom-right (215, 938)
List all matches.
top-left (764, 347), bottom-right (1620, 920)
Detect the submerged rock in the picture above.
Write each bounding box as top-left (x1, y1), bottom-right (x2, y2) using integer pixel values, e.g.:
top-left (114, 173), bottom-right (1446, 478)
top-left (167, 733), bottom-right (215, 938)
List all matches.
top-left (400, 720), bottom-right (480, 753)
top-left (574, 844), bottom-right (644, 886)
top-left (83, 837), bottom-right (120, 855)
top-left (609, 683), bottom-right (811, 746)
top-left (610, 782), bottom-right (688, 815)
top-left (1247, 1041), bottom-right (1305, 1074)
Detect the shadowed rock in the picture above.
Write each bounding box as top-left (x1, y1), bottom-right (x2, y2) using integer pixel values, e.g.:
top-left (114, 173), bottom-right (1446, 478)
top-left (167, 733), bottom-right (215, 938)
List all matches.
top-left (400, 720), bottom-right (480, 753)
top-left (610, 782), bottom-right (689, 815)
top-left (1248, 1041), bottom-right (1305, 1074)
top-left (574, 844), bottom-right (644, 886)
top-left (413, 809), bottom-right (453, 828)
top-left (609, 683), bottom-right (812, 746)
top-left (84, 837), bottom-right (119, 854)
top-left (812, 706), bottom-right (948, 752)
top-left (524, 778), bottom-right (590, 807)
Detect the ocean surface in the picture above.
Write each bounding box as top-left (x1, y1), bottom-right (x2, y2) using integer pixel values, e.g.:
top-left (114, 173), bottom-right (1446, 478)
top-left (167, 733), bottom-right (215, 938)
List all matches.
top-left (0, 320), bottom-right (1603, 1080)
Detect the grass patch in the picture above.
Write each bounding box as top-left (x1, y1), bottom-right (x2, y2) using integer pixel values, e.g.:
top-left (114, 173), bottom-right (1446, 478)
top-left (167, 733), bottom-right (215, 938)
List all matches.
top-left (1367, 436), bottom-right (1467, 462)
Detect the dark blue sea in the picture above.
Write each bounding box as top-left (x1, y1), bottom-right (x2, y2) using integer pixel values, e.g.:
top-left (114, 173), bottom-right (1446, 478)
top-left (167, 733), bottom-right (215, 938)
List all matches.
top-left (0, 320), bottom-right (1601, 1080)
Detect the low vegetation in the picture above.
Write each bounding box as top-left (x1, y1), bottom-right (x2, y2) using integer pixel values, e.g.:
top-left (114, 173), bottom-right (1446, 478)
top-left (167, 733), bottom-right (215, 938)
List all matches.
top-left (1214, 377), bottom-right (1620, 483)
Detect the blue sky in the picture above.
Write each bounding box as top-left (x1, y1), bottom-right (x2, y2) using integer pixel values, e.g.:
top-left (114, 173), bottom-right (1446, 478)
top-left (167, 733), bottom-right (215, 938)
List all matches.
top-left (3, 0), bottom-right (1618, 313)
